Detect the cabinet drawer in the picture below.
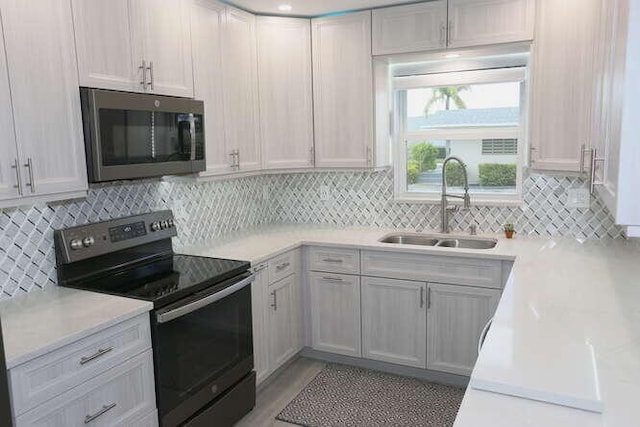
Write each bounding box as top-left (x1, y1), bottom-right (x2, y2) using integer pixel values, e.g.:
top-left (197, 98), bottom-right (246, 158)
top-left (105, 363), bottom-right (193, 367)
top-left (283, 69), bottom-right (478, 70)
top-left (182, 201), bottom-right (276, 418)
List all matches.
top-left (361, 251), bottom-right (503, 289)
top-left (15, 350), bottom-right (156, 427)
top-left (308, 247), bottom-right (360, 274)
top-left (268, 249), bottom-right (299, 283)
top-left (10, 313), bottom-right (151, 416)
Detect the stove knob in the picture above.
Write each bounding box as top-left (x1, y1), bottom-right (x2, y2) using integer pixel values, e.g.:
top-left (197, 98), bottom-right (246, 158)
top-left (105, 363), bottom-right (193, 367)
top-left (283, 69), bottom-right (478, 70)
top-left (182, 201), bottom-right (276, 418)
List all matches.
top-left (150, 222), bottom-right (161, 232)
top-left (82, 236), bottom-right (95, 247)
top-left (167, 219), bottom-right (174, 228)
top-left (161, 220), bottom-right (168, 229)
top-left (70, 239), bottom-right (83, 250)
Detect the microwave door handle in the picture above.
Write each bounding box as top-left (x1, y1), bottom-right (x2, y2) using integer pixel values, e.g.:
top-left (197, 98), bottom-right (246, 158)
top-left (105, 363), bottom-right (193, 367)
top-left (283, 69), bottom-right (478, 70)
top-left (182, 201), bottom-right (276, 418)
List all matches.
top-left (156, 274), bottom-right (255, 324)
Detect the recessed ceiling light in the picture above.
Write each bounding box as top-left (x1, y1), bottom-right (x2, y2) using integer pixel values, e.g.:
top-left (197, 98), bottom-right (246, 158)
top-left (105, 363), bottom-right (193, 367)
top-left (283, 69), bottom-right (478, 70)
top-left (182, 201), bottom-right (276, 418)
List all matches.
top-left (445, 53), bottom-right (461, 59)
top-left (278, 4), bottom-right (292, 12)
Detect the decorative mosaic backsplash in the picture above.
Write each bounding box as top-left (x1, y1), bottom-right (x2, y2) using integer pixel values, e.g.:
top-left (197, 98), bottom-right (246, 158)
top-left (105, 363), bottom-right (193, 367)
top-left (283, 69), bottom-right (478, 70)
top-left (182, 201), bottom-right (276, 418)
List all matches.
top-left (271, 169), bottom-right (624, 239)
top-left (0, 169), bottom-right (623, 299)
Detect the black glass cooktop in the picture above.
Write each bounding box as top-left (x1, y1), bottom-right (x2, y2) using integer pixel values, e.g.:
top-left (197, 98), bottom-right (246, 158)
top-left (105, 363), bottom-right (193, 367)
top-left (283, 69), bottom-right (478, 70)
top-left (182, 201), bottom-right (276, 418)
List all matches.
top-left (62, 254), bottom-right (250, 308)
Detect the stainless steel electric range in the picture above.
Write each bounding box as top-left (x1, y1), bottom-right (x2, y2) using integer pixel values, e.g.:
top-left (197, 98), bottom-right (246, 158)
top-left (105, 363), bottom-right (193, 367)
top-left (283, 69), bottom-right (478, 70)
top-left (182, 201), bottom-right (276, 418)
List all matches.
top-left (54, 211), bottom-right (255, 427)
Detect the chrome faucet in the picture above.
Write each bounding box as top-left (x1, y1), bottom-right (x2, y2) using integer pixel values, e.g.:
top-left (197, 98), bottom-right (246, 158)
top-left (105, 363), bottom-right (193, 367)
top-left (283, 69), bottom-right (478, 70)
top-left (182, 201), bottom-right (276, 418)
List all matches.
top-left (441, 156), bottom-right (471, 233)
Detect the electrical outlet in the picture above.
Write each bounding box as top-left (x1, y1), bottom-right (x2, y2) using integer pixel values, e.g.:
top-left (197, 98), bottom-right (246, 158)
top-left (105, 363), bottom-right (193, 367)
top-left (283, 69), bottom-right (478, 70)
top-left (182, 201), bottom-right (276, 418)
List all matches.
top-left (566, 188), bottom-right (590, 208)
top-left (320, 185), bottom-right (330, 201)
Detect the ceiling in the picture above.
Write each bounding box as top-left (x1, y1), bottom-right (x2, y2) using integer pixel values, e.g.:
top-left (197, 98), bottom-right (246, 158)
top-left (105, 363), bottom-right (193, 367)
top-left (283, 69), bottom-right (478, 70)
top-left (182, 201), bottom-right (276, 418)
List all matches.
top-left (225, 0), bottom-right (414, 17)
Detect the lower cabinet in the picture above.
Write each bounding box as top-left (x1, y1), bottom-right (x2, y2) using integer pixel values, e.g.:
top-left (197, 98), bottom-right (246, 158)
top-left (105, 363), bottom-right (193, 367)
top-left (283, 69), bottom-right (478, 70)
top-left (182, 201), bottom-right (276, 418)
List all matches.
top-left (426, 283), bottom-right (501, 376)
top-left (361, 277), bottom-right (427, 368)
top-left (309, 272), bottom-right (362, 357)
top-left (268, 275), bottom-right (299, 369)
top-left (252, 249), bottom-right (302, 386)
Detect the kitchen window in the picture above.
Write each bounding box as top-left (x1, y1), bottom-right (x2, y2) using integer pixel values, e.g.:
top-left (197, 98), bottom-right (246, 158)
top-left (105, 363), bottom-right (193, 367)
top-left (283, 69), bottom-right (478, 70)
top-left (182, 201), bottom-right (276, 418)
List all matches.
top-left (392, 65), bottom-right (527, 204)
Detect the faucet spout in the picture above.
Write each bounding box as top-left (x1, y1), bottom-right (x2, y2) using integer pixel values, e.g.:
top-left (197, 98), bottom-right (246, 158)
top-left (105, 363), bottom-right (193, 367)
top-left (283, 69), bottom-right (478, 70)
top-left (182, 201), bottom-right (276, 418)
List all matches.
top-left (440, 156), bottom-right (471, 233)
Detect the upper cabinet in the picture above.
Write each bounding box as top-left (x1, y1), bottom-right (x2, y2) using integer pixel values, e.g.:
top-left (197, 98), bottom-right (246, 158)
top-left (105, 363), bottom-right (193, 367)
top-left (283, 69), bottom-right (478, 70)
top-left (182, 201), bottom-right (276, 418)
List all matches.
top-left (312, 11), bottom-right (373, 168)
top-left (529, 0), bottom-right (603, 173)
top-left (190, 0), bottom-right (231, 175)
top-left (447, 0), bottom-right (535, 48)
top-left (593, 0), bottom-right (640, 235)
top-left (257, 17), bottom-right (314, 170)
top-left (372, 0), bottom-right (534, 55)
top-left (72, 0), bottom-right (193, 97)
top-left (0, 0), bottom-right (87, 207)
top-left (372, 1), bottom-right (447, 55)
top-left (223, 7), bottom-right (261, 172)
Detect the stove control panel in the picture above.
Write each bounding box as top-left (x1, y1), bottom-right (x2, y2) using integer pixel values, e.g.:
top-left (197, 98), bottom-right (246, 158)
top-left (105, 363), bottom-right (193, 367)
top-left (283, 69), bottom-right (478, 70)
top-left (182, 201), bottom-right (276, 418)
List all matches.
top-left (55, 210), bottom-right (177, 263)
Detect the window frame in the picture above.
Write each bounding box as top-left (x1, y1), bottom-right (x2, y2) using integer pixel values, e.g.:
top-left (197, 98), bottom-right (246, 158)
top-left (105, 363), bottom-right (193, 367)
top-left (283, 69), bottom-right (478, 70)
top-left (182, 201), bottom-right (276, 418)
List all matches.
top-left (392, 67), bottom-right (528, 205)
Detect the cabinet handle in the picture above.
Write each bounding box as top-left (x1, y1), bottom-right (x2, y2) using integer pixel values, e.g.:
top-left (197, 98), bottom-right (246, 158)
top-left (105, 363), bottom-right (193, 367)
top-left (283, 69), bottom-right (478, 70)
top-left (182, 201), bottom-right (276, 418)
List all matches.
top-left (80, 347), bottom-right (113, 365)
top-left (321, 276), bottom-right (343, 282)
top-left (147, 61), bottom-right (154, 90)
top-left (229, 150), bottom-right (237, 168)
top-left (276, 262), bottom-right (290, 271)
top-left (322, 258), bottom-right (343, 263)
top-left (251, 263), bottom-right (268, 273)
top-left (579, 144), bottom-right (590, 176)
top-left (440, 22), bottom-right (446, 45)
top-left (24, 158), bottom-right (35, 193)
top-left (420, 287), bottom-right (425, 308)
top-left (589, 148), bottom-right (605, 195)
top-left (84, 402), bottom-right (117, 424)
top-left (271, 290), bottom-right (277, 310)
top-left (11, 159), bottom-right (23, 196)
top-left (427, 287), bottom-right (432, 309)
top-left (236, 149), bottom-right (240, 169)
top-left (139, 60), bottom-right (147, 89)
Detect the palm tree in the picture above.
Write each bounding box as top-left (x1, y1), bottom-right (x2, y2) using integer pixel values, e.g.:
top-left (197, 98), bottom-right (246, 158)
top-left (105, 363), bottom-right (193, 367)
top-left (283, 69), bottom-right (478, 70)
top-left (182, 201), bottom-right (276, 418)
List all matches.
top-left (423, 86), bottom-right (469, 116)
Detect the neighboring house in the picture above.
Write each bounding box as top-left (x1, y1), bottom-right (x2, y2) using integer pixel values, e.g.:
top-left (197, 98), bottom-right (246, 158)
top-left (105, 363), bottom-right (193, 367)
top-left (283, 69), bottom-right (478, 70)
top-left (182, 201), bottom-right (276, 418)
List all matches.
top-left (408, 107), bottom-right (519, 185)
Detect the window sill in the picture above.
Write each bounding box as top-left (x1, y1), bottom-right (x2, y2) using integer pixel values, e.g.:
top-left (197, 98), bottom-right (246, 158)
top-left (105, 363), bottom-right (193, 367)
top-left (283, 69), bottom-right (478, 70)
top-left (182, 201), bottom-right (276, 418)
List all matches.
top-left (393, 194), bottom-right (524, 207)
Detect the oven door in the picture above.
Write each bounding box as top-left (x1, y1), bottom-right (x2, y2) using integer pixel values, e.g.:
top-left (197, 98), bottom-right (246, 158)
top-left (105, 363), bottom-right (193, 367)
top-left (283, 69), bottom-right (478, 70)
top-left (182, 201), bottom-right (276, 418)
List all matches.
top-left (152, 273), bottom-right (254, 427)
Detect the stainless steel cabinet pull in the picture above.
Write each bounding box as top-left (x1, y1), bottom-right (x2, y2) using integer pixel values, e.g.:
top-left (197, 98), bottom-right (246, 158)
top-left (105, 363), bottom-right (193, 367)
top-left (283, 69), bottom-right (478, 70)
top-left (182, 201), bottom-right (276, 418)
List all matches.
top-left (139, 60), bottom-right (147, 89)
top-left (321, 276), bottom-right (343, 282)
top-left (589, 148), bottom-right (605, 195)
top-left (147, 61), bottom-right (154, 90)
top-left (84, 402), bottom-right (117, 424)
top-left (11, 159), bottom-right (23, 195)
top-left (322, 258), bottom-right (343, 263)
top-left (271, 290), bottom-right (277, 310)
top-left (276, 262), bottom-right (290, 271)
top-left (236, 149), bottom-right (240, 168)
top-left (420, 287), bottom-right (425, 308)
top-left (427, 287), bottom-right (432, 309)
top-left (24, 158), bottom-right (35, 193)
top-left (80, 347), bottom-right (113, 365)
top-left (251, 263), bottom-right (268, 273)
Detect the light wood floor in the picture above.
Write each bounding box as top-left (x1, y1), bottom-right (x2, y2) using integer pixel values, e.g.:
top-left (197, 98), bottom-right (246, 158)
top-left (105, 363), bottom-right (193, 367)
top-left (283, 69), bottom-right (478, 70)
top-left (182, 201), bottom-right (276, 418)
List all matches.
top-left (236, 357), bottom-right (326, 427)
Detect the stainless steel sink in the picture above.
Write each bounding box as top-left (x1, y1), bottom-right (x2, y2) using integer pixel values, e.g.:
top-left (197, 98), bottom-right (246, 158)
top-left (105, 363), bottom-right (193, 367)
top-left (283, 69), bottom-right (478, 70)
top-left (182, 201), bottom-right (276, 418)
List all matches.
top-left (378, 235), bottom-right (439, 246)
top-left (378, 233), bottom-right (497, 250)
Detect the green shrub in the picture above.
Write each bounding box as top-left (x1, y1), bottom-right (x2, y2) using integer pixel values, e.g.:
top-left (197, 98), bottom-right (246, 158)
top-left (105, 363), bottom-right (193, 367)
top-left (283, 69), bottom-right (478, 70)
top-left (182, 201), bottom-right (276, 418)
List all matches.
top-left (407, 160), bottom-right (420, 184)
top-left (445, 162), bottom-right (466, 187)
top-left (479, 163), bottom-right (517, 186)
top-left (409, 142), bottom-right (439, 171)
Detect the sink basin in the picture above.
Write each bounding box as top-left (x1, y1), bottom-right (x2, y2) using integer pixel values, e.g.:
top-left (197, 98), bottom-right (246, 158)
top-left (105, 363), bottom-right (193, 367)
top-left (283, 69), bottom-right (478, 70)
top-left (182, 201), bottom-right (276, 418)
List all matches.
top-left (378, 233), bottom-right (497, 250)
top-left (378, 235), bottom-right (439, 246)
top-left (436, 238), bottom-right (497, 249)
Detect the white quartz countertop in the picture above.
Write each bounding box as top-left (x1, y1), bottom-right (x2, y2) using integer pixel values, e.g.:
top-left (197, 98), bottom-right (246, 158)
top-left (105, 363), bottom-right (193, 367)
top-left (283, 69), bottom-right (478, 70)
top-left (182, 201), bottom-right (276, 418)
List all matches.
top-left (179, 225), bottom-right (640, 426)
top-left (0, 287), bottom-right (153, 369)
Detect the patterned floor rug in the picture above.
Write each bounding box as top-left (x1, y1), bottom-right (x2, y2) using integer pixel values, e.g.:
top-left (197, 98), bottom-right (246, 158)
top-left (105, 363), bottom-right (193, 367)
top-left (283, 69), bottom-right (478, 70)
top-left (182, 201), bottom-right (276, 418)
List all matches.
top-left (276, 364), bottom-right (465, 427)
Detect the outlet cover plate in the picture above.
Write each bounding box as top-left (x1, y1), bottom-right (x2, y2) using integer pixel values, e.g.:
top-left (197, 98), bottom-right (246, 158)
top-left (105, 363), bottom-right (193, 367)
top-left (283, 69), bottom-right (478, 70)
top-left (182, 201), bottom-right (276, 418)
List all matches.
top-left (567, 188), bottom-right (590, 209)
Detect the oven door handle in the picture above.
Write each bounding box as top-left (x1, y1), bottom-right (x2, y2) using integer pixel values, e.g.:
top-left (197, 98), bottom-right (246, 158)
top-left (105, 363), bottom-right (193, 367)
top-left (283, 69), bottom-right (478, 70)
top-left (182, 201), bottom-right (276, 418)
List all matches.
top-left (156, 274), bottom-right (255, 324)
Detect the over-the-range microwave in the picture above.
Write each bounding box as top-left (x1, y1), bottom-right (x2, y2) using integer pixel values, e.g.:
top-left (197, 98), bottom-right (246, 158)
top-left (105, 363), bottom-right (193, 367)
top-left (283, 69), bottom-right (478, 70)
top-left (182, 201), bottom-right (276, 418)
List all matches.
top-left (80, 88), bottom-right (205, 183)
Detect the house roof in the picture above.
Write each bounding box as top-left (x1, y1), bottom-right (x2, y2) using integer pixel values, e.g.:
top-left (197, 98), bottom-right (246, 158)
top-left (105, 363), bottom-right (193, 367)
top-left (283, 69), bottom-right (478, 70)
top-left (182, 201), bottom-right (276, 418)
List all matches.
top-left (408, 107), bottom-right (519, 130)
